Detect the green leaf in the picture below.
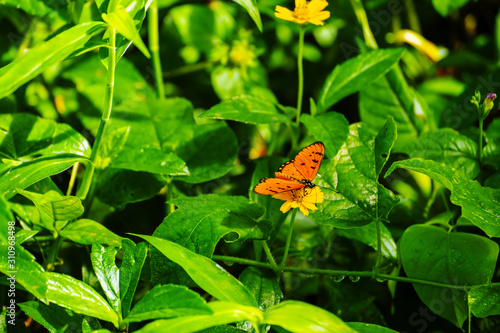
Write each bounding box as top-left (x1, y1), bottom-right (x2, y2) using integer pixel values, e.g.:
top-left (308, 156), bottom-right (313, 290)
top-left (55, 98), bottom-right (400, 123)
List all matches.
top-left (0, 198), bottom-right (13, 243)
top-left (60, 219), bottom-right (122, 245)
top-left (17, 189), bottom-right (84, 230)
top-left (151, 195), bottom-right (269, 285)
top-left (18, 301), bottom-right (83, 333)
top-left (134, 302), bottom-right (262, 333)
top-left (432, 0), bottom-right (470, 16)
top-left (385, 158), bottom-right (500, 237)
top-left (263, 300), bottom-right (356, 333)
top-left (301, 112), bottom-right (349, 158)
top-left (46, 272), bottom-right (120, 327)
top-left (359, 77), bottom-right (419, 151)
top-left (102, 6), bottom-right (151, 59)
top-left (468, 285), bottom-right (500, 318)
top-left (119, 239), bottom-right (148, 318)
top-left (318, 48), bottom-right (405, 112)
top-left (133, 234), bottom-right (259, 307)
top-left (1, 0), bottom-right (68, 19)
top-left (200, 96), bottom-right (289, 124)
top-left (231, 0), bottom-right (262, 32)
top-left (403, 128), bottom-right (479, 178)
top-left (111, 148), bottom-right (189, 175)
top-left (400, 225), bottom-right (499, 327)
top-left (239, 267), bottom-right (282, 311)
top-left (91, 243), bottom-right (121, 313)
top-left (312, 119), bottom-right (398, 228)
top-left (126, 285), bottom-right (213, 323)
top-left (0, 22), bottom-right (106, 98)
top-left (0, 244), bottom-right (47, 302)
top-left (336, 220), bottom-right (397, 262)
top-left (347, 322), bottom-right (398, 332)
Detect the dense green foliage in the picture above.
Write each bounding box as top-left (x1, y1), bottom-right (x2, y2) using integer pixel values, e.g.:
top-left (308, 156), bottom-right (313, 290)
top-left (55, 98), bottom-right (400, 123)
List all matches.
top-left (0, 0), bottom-right (500, 332)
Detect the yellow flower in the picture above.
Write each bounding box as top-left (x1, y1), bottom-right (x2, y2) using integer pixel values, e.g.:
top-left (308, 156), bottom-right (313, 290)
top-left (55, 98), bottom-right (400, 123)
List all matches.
top-left (275, 0), bottom-right (330, 26)
top-left (272, 186), bottom-right (324, 216)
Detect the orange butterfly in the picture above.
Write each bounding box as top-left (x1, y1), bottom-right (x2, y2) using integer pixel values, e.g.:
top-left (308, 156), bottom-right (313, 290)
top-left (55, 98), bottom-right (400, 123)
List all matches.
top-left (253, 142), bottom-right (325, 195)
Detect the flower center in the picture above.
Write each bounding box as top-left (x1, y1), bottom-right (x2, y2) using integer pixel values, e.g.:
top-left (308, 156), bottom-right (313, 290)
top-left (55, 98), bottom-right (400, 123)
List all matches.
top-left (294, 2), bottom-right (309, 21)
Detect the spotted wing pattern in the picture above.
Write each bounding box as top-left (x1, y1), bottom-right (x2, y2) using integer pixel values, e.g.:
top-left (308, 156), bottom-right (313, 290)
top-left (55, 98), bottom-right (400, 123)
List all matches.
top-left (293, 141), bottom-right (324, 180)
top-left (253, 177), bottom-right (305, 195)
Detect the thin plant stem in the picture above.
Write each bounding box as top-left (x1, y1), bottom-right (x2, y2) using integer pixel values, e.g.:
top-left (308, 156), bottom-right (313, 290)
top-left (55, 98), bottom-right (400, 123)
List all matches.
top-left (77, 28), bottom-right (117, 200)
top-left (468, 298), bottom-right (472, 333)
top-left (296, 26), bottom-right (305, 125)
top-left (261, 240), bottom-right (279, 273)
top-left (479, 117), bottom-right (484, 164)
top-left (211, 254), bottom-right (500, 291)
top-left (148, 0), bottom-right (165, 99)
top-left (45, 235), bottom-right (63, 271)
top-left (166, 177), bottom-right (175, 215)
top-left (403, 0), bottom-right (421, 34)
top-left (374, 218), bottom-right (382, 272)
top-left (280, 209), bottom-right (297, 268)
top-left (66, 162), bottom-right (79, 196)
top-left (348, 0), bottom-right (378, 49)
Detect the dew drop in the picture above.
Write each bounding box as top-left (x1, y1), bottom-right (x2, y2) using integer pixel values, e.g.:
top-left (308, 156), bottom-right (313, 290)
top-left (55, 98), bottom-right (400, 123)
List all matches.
top-left (331, 275), bottom-right (345, 282)
top-left (376, 277), bottom-right (387, 282)
top-left (349, 275), bottom-right (360, 283)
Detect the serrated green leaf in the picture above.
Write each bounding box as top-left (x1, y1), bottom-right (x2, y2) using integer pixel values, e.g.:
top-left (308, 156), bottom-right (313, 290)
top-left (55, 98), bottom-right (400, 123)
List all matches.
top-left (111, 148), bottom-right (189, 175)
top-left (16, 189), bottom-right (84, 230)
top-left (119, 239), bottom-right (148, 318)
top-left (151, 195), bottom-right (269, 285)
top-left (91, 243), bottom-right (121, 313)
top-left (133, 234), bottom-right (259, 307)
top-left (239, 267), bottom-right (282, 311)
top-left (126, 285), bottom-right (212, 323)
top-left (468, 285), bottom-right (500, 318)
top-left (312, 119), bottom-right (398, 228)
top-left (46, 272), bottom-right (120, 327)
top-left (231, 0), bottom-right (262, 31)
top-left (403, 128), bottom-right (479, 178)
top-left (60, 219), bottom-right (122, 245)
top-left (263, 300), bottom-right (356, 333)
top-left (0, 22), bottom-right (106, 98)
top-left (318, 49), bottom-right (405, 112)
top-left (386, 158), bottom-right (500, 237)
top-left (400, 225), bottom-right (498, 327)
top-left (0, 244), bottom-right (47, 302)
top-left (301, 112), bottom-right (349, 158)
top-left (134, 302), bottom-right (262, 333)
top-left (102, 6), bottom-right (151, 59)
top-left (200, 96), bottom-right (289, 124)
top-left (18, 301), bottom-right (83, 333)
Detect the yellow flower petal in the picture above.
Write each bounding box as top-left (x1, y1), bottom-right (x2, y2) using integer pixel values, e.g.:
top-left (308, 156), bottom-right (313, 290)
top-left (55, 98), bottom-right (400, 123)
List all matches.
top-left (299, 204), bottom-right (309, 216)
top-left (274, 0), bottom-right (330, 26)
top-left (308, 0), bottom-right (329, 13)
top-left (280, 201), bottom-right (293, 213)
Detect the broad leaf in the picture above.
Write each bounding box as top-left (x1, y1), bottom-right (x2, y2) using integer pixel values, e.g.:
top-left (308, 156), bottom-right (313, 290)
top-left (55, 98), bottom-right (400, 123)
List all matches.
top-left (126, 285), bottom-right (212, 323)
top-left (119, 239), bottom-right (148, 318)
top-left (18, 301), bottom-right (83, 333)
top-left (200, 96), bottom-right (289, 124)
top-left (0, 198), bottom-right (13, 243)
top-left (239, 267), bottom-right (282, 311)
top-left (0, 244), bottom-right (47, 302)
top-left (432, 0), bottom-right (470, 16)
top-left (386, 158), bottom-right (500, 237)
top-left (231, 0), bottom-right (262, 31)
top-left (151, 195), bottom-right (269, 285)
top-left (133, 234), bottom-right (259, 307)
top-left (301, 112), bottom-right (349, 158)
top-left (91, 244), bottom-right (121, 313)
top-left (359, 77), bottom-right (419, 151)
top-left (403, 128), bottom-right (479, 178)
top-left (0, 22), bottom-right (106, 98)
top-left (312, 119), bottom-right (398, 228)
top-left (347, 322), bottom-right (399, 332)
top-left (318, 48), bottom-right (405, 112)
top-left (110, 148), bottom-right (189, 176)
top-left (264, 300), bottom-right (356, 333)
top-left (468, 285), bottom-right (500, 318)
top-left (46, 272), bottom-right (120, 327)
top-left (134, 302), bottom-right (263, 333)
top-left (60, 219), bottom-right (122, 245)
top-left (400, 225), bottom-right (499, 327)
top-left (336, 220), bottom-right (397, 262)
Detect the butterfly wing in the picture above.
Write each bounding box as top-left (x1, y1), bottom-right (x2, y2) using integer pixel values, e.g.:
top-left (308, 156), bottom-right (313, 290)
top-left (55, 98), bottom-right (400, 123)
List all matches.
top-left (293, 141), bottom-right (325, 180)
top-left (275, 160), bottom-right (306, 181)
top-left (253, 177), bottom-right (305, 195)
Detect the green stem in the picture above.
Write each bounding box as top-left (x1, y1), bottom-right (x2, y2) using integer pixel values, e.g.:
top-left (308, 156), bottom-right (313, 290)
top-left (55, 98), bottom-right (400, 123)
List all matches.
top-left (77, 28), bottom-right (117, 200)
top-left (66, 162), bottom-right (79, 196)
top-left (45, 235), bottom-right (63, 271)
top-left (374, 218), bottom-right (382, 272)
top-left (148, 0), bottom-right (165, 99)
top-left (348, 0), bottom-right (378, 49)
top-left (280, 209), bottom-right (297, 268)
top-left (212, 255), bottom-right (271, 269)
top-left (479, 117), bottom-right (484, 164)
top-left (296, 25), bottom-right (305, 125)
top-left (403, 0), bottom-right (421, 34)
top-left (166, 178), bottom-right (175, 215)
top-left (261, 240), bottom-right (279, 273)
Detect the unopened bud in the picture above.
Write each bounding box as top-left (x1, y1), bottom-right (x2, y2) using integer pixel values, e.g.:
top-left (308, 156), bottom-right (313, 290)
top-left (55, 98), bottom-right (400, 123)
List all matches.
top-left (483, 93), bottom-right (496, 119)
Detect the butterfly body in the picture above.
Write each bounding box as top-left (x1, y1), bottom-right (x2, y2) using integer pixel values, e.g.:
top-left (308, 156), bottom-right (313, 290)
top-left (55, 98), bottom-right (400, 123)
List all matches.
top-left (253, 142), bottom-right (325, 195)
